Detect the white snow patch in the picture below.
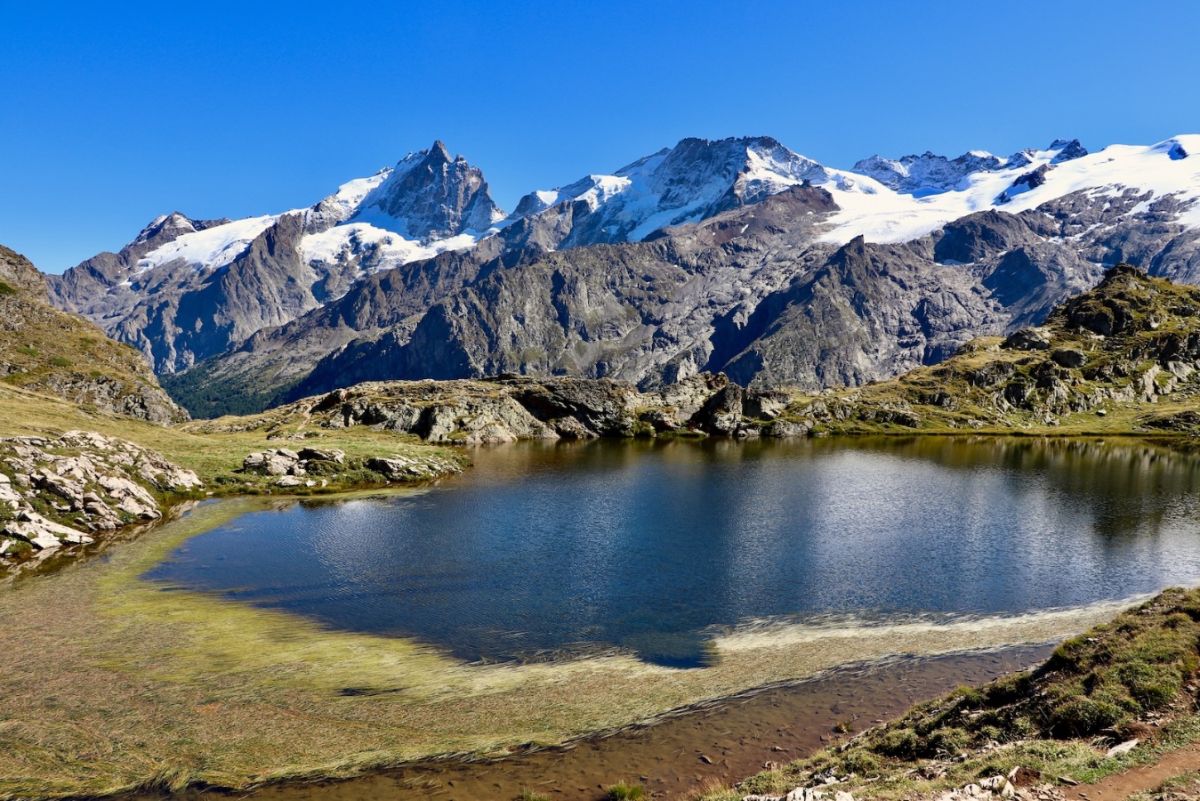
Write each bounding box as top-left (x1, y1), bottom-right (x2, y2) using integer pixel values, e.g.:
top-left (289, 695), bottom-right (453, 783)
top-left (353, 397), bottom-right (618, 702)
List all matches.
top-left (136, 215), bottom-right (281, 271)
top-left (300, 223), bottom-right (479, 273)
top-left (817, 135), bottom-right (1200, 245)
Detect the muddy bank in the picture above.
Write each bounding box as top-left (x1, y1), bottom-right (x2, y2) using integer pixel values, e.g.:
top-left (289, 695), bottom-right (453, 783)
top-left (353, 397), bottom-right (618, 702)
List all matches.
top-left (142, 645), bottom-right (1049, 801)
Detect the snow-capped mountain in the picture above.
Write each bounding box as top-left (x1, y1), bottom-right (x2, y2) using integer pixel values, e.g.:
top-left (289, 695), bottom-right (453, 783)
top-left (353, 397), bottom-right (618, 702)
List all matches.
top-left (131, 141), bottom-right (503, 280)
top-left (511, 136), bottom-right (852, 247)
top-left (50, 132), bottom-right (1200, 412)
top-left (851, 139), bottom-right (1089, 196)
top-left (48, 142), bottom-right (507, 372)
top-left (819, 135), bottom-right (1200, 246)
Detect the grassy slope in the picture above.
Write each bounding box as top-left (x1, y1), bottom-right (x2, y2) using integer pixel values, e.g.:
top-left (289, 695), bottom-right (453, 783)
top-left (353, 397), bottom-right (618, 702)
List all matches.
top-left (0, 246), bottom-right (185, 422)
top-left (704, 589), bottom-right (1200, 800)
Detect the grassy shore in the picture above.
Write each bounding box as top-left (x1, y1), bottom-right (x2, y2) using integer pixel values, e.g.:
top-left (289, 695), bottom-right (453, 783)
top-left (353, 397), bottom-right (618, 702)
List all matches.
top-left (701, 589), bottom-right (1200, 800)
top-left (0, 383), bottom-right (468, 493)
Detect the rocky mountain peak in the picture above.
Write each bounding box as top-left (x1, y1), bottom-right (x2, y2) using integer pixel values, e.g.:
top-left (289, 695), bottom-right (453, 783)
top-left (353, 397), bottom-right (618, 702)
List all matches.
top-left (132, 212), bottom-right (229, 251)
top-left (0, 245), bottom-right (48, 296)
top-left (350, 142), bottom-right (505, 241)
top-left (1048, 138), bottom-right (1088, 163)
top-left (852, 149), bottom-right (1006, 195)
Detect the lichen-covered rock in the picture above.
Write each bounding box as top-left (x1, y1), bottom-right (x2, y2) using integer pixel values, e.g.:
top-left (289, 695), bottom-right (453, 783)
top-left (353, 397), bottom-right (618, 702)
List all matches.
top-left (287, 373), bottom-right (784, 444)
top-left (1002, 327), bottom-right (1052, 351)
top-left (0, 431), bottom-right (201, 566)
top-left (365, 454), bottom-right (463, 480)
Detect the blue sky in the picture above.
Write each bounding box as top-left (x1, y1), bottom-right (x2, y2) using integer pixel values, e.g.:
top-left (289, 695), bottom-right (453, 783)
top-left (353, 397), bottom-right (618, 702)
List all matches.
top-left (3, 0), bottom-right (1198, 273)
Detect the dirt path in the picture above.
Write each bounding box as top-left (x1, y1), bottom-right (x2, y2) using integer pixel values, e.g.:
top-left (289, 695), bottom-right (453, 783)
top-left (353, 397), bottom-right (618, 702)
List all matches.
top-left (1066, 743), bottom-right (1200, 801)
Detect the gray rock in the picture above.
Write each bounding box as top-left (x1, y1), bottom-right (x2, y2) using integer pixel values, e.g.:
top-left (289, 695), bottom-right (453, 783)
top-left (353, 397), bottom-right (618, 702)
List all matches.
top-left (1002, 327), bottom-right (1052, 351)
top-left (297, 447), bottom-right (345, 464)
top-left (0, 431), bottom-right (201, 564)
top-left (1050, 348), bottom-right (1087, 368)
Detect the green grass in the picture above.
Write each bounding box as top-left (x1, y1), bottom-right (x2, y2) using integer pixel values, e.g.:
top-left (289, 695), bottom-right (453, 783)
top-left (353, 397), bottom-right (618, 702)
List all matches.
top-left (606, 781), bottom-right (646, 800)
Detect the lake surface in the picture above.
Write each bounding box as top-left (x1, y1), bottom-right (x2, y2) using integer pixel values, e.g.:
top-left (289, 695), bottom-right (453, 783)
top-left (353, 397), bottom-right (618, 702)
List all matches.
top-left (146, 437), bottom-right (1200, 667)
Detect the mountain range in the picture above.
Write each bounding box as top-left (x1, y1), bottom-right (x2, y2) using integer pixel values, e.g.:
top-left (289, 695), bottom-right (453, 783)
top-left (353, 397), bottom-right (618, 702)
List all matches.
top-left (45, 133), bottom-right (1200, 417)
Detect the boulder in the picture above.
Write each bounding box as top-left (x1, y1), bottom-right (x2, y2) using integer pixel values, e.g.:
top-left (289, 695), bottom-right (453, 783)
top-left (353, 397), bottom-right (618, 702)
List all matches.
top-left (297, 447), bottom-right (345, 464)
top-left (744, 389), bottom-right (790, 420)
top-left (366, 454), bottom-right (462, 480)
top-left (1001, 327), bottom-right (1052, 351)
top-left (1050, 348), bottom-right (1087, 368)
top-left (242, 450), bottom-right (297, 476)
top-left (692, 383), bottom-right (745, 435)
top-left (765, 419), bottom-right (811, 438)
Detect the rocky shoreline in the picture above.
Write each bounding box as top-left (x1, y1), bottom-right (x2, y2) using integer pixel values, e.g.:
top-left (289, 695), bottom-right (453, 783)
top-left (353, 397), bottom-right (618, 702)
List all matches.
top-left (0, 431), bottom-right (202, 565)
top-left (0, 430), bottom-right (464, 570)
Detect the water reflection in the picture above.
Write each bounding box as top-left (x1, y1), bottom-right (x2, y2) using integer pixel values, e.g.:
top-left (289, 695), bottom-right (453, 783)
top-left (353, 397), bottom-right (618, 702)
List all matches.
top-left (145, 438), bottom-right (1200, 667)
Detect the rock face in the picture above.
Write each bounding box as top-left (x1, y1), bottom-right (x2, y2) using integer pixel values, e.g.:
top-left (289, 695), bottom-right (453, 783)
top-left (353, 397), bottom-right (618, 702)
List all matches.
top-left (0, 245), bottom-right (188, 423)
top-left (47, 142), bottom-right (506, 374)
top-left (0, 431), bottom-right (201, 564)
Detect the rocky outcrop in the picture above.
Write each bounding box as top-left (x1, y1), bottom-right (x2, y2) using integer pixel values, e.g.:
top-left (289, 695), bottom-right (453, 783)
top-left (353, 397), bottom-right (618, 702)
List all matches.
top-left (0, 245), bottom-right (188, 423)
top-left (0, 431), bottom-right (201, 565)
top-left (238, 445), bottom-right (459, 487)
top-left (261, 372), bottom-right (799, 444)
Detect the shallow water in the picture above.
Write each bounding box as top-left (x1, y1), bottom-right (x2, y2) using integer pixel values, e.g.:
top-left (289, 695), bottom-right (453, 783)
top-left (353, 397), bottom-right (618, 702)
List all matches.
top-left (145, 437), bottom-right (1200, 667)
top-left (150, 645), bottom-right (1049, 801)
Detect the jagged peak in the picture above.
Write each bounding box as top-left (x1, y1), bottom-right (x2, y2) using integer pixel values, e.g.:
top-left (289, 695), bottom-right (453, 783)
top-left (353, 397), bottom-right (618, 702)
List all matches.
top-left (134, 211), bottom-right (196, 242)
top-left (349, 141), bottom-right (504, 240)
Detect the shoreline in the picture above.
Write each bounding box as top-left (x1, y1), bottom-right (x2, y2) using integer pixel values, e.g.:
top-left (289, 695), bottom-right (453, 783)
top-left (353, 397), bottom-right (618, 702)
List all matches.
top-left (1, 435), bottom-right (1197, 799)
top-left (10, 428), bottom-right (1197, 579)
top-left (125, 645), bottom-right (1055, 801)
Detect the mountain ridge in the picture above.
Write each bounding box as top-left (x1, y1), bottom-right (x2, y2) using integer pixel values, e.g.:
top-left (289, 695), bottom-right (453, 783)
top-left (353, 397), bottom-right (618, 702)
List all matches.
top-left (46, 133), bottom-right (1200, 417)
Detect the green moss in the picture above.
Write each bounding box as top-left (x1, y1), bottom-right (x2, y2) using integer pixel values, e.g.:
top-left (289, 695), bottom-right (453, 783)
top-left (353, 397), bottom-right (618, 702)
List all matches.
top-left (0, 280), bottom-right (15, 296)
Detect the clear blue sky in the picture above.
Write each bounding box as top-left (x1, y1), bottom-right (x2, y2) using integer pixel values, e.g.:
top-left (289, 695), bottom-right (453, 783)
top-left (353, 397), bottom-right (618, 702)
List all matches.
top-left (3, 0), bottom-right (1198, 273)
